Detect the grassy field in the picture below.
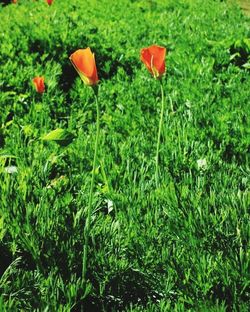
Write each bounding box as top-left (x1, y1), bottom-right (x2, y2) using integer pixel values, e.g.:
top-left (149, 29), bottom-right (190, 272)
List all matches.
top-left (0, 0), bottom-right (249, 311)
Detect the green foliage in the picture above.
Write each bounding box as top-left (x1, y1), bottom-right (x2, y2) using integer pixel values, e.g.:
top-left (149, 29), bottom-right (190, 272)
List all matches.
top-left (42, 128), bottom-right (75, 146)
top-left (0, 0), bottom-right (249, 311)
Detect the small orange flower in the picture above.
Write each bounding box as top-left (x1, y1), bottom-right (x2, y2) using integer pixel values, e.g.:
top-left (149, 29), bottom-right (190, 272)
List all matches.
top-left (33, 77), bottom-right (45, 93)
top-left (12, 0), bottom-right (17, 3)
top-left (46, 0), bottom-right (53, 5)
top-left (69, 48), bottom-right (99, 86)
top-left (140, 45), bottom-right (166, 78)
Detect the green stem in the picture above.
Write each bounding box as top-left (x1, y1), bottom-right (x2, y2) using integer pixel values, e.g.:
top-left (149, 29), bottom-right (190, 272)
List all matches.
top-left (82, 88), bottom-right (100, 285)
top-left (155, 81), bottom-right (164, 187)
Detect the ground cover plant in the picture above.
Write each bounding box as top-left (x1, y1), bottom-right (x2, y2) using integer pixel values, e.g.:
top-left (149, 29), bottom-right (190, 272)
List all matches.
top-left (0, 0), bottom-right (249, 311)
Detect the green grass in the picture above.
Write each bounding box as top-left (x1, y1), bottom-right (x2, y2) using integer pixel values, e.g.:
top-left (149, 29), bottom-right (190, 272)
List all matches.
top-left (0, 0), bottom-right (249, 311)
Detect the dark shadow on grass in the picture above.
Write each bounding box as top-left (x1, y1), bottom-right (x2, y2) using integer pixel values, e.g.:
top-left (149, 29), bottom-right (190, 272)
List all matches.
top-left (72, 295), bottom-right (103, 312)
top-left (72, 268), bottom-right (162, 312)
top-left (0, 0), bottom-right (12, 6)
top-left (229, 42), bottom-right (249, 68)
top-left (102, 268), bottom-right (162, 311)
top-left (0, 243), bottom-right (12, 278)
top-left (60, 62), bottom-right (78, 93)
top-left (209, 283), bottom-right (234, 312)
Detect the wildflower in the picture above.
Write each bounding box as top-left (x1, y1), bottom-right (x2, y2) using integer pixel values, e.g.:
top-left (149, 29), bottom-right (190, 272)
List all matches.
top-left (69, 48), bottom-right (98, 86)
top-left (33, 76), bottom-right (45, 93)
top-left (140, 45), bottom-right (166, 78)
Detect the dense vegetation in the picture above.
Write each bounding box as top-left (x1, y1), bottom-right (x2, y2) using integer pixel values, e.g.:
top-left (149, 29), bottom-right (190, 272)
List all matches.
top-left (0, 0), bottom-right (249, 311)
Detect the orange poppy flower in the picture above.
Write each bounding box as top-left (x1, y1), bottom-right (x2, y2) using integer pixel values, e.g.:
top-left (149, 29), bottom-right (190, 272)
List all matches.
top-left (140, 45), bottom-right (166, 78)
top-left (33, 77), bottom-right (45, 93)
top-left (69, 48), bottom-right (99, 86)
top-left (46, 0), bottom-right (53, 5)
top-left (12, 0), bottom-right (17, 3)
